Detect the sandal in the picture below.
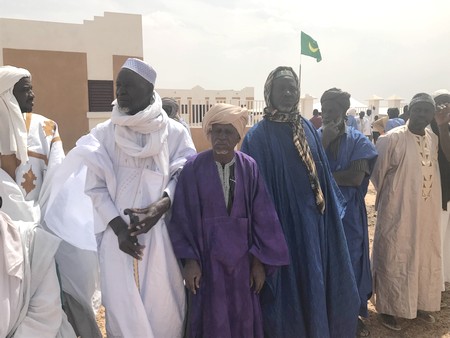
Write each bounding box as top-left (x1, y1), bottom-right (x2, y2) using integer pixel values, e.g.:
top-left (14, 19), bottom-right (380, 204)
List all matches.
top-left (379, 313), bottom-right (401, 331)
top-left (416, 310), bottom-right (435, 323)
top-left (356, 318), bottom-right (370, 337)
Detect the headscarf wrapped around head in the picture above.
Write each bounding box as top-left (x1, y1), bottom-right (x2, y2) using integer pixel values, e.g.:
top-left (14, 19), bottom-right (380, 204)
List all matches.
top-left (202, 103), bottom-right (248, 141)
top-left (122, 58), bottom-right (157, 85)
top-left (263, 66), bottom-right (325, 213)
top-left (161, 97), bottom-right (179, 119)
top-left (432, 89), bottom-right (450, 101)
top-left (320, 88), bottom-right (351, 113)
top-left (0, 66), bottom-right (31, 164)
top-left (346, 108), bottom-right (357, 116)
top-left (264, 66), bottom-right (300, 115)
top-left (409, 93), bottom-right (436, 110)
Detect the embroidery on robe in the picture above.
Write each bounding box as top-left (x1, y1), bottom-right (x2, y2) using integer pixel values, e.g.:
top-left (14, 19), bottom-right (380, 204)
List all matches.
top-left (21, 168), bottom-right (37, 195)
top-left (43, 120), bottom-right (56, 137)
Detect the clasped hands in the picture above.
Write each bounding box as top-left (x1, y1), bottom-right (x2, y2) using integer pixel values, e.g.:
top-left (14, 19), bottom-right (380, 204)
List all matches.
top-left (113, 196), bottom-right (171, 259)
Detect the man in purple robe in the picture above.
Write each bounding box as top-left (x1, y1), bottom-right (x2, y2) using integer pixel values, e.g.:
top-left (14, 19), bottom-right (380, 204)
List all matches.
top-left (168, 103), bottom-right (289, 338)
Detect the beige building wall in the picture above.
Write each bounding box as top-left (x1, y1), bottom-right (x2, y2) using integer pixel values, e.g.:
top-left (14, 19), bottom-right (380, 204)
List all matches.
top-left (0, 12), bottom-right (143, 150)
top-left (3, 49), bottom-right (89, 150)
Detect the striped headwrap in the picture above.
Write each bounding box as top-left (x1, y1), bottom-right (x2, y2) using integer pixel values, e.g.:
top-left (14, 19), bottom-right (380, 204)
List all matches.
top-left (263, 66), bottom-right (325, 213)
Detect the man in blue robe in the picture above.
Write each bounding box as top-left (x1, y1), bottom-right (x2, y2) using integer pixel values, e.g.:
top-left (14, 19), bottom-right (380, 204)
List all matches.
top-left (319, 88), bottom-right (378, 336)
top-left (168, 103), bottom-right (289, 338)
top-left (241, 66), bottom-right (360, 338)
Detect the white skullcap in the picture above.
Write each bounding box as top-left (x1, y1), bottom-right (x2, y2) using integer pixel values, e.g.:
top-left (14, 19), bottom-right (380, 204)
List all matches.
top-left (122, 58), bottom-right (157, 85)
top-left (432, 89), bottom-right (450, 99)
top-left (202, 103), bottom-right (249, 140)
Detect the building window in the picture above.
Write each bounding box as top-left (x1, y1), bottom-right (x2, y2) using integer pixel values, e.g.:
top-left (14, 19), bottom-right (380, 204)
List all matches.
top-left (88, 80), bottom-right (114, 112)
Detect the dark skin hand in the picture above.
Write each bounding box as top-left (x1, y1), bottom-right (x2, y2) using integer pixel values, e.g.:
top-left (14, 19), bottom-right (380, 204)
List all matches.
top-left (124, 195), bottom-right (171, 237)
top-left (109, 216), bottom-right (145, 260)
top-left (184, 259), bottom-right (202, 294)
top-left (333, 169), bottom-right (365, 187)
top-left (0, 154), bottom-right (20, 181)
top-left (250, 256), bottom-right (265, 294)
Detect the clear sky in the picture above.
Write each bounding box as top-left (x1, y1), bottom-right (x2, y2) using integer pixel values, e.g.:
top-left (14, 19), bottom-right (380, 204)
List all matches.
top-left (2, 0), bottom-right (450, 104)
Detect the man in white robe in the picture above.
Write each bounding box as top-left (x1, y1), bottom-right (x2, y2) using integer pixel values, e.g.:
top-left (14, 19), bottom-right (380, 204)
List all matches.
top-left (371, 93), bottom-right (442, 331)
top-left (84, 58), bottom-right (196, 337)
top-left (0, 66), bottom-right (65, 214)
top-left (0, 66), bottom-right (101, 337)
top-left (0, 174), bottom-right (76, 338)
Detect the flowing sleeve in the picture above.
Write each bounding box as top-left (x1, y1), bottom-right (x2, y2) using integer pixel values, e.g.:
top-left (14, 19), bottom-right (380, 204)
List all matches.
top-left (370, 133), bottom-right (395, 209)
top-left (164, 121), bottom-right (196, 201)
top-left (243, 156), bottom-right (289, 274)
top-left (167, 158), bottom-right (201, 262)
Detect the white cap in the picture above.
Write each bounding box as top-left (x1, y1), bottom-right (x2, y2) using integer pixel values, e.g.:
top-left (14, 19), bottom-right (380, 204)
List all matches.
top-left (121, 58), bottom-right (157, 85)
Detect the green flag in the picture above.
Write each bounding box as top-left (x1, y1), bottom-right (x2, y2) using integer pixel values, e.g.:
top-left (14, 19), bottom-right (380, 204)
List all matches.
top-left (301, 31), bottom-right (322, 62)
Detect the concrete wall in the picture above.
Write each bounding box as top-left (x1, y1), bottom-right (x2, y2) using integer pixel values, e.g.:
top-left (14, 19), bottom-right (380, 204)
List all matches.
top-left (0, 12), bottom-right (143, 151)
top-left (3, 49), bottom-right (89, 150)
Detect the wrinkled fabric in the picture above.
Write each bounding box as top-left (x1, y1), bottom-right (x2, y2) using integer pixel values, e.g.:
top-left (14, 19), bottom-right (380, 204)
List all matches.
top-left (371, 125), bottom-right (442, 318)
top-left (0, 66), bottom-right (30, 164)
top-left (168, 150), bottom-right (289, 338)
top-left (202, 103), bottom-right (249, 140)
top-left (242, 118), bottom-right (360, 338)
top-left (318, 127), bottom-right (378, 316)
top-left (84, 115), bottom-right (196, 337)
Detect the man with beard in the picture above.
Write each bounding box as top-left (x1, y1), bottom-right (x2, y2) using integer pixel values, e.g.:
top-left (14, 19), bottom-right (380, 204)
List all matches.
top-left (371, 93), bottom-right (441, 331)
top-left (241, 66), bottom-right (360, 338)
top-left (319, 88), bottom-right (378, 337)
top-left (83, 58), bottom-right (196, 337)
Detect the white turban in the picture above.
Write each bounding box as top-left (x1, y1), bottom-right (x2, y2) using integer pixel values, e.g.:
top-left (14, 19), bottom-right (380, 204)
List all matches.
top-left (0, 66), bottom-right (30, 164)
top-left (432, 89), bottom-right (450, 100)
top-left (122, 58), bottom-right (157, 85)
top-left (346, 108), bottom-right (357, 116)
top-left (202, 103), bottom-right (248, 140)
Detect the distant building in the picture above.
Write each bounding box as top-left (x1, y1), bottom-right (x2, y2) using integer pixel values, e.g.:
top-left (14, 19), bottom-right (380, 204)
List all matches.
top-left (0, 12), bottom-right (143, 150)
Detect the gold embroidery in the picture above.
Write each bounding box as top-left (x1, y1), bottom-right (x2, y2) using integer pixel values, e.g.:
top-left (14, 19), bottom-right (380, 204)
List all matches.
top-left (43, 120), bottom-right (56, 137)
top-left (21, 168), bottom-right (37, 195)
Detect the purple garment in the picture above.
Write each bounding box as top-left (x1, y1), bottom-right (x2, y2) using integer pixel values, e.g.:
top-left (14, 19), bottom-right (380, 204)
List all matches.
top-left (168, 150), bottom-right (289, 338)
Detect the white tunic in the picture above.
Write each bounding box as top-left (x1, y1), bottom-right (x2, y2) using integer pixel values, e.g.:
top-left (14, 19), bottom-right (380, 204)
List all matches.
top-left (371, 125), bottom-right (442, 318)
top-left (85, 115), bottom-right (196, 337)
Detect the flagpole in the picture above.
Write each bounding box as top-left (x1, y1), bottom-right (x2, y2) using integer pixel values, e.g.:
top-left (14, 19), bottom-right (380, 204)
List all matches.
top-left (298, 35), bottom-right (302, 113)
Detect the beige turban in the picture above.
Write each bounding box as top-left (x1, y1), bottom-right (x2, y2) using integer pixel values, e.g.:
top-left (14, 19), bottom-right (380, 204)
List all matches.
top-left (0, 66), bottom-right (30, 164)
top-left (202, 103), bottom-right (248, 140)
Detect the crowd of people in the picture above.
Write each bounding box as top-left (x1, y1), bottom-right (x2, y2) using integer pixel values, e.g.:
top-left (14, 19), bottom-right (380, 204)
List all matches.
top-left (1, 59), bottom-right (449, 338)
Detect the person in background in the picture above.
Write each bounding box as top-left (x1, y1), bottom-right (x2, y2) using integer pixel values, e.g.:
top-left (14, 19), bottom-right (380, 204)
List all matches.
top-left (168, 103), bottom-right (289, 338)
top-left (309, 108), bottom-right (322, 129)
top-left (162, 97), bottom-right (191, 134)
top-left (241, 66), bottom-right (360, 338)
top-left (399, 104), bottom-right (410, 122)
top-left (356, 111), bottom-right (372, 140)
top-left (319, 88), bottom-right (378, 337)
top-left (371, 93), bottom-right (441, 331)
top-left (346, 107), bottom-right (358, 129)
top-left (385, 107), bottom-right (405, 132)
top-left (430, 89), bottom-right (450, 304)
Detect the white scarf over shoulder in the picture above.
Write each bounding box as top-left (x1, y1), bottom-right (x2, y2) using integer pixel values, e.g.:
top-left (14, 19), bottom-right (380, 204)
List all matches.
top-left (111, 91), bottom-right (169, 158)
top-left (0, 66), bottom-right (30, 164)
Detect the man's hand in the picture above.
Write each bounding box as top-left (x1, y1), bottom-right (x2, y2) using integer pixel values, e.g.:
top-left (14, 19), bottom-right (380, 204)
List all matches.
top-left (321, 120), bottom-right (342, 149)
top-left (109, 216), bottom-right (145, 259)
top-left (125, 196), bottom-right (171, 237)
top-left (435, 103), bottom-right (450, 126)
top-left (184, 259), bottom-right (202, 294)
top-left (250, 257), bottom-right (265, 294)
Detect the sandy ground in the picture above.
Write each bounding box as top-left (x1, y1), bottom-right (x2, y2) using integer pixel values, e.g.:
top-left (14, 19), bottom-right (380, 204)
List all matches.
top-left (96, 183), bottom-right (450, 337)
